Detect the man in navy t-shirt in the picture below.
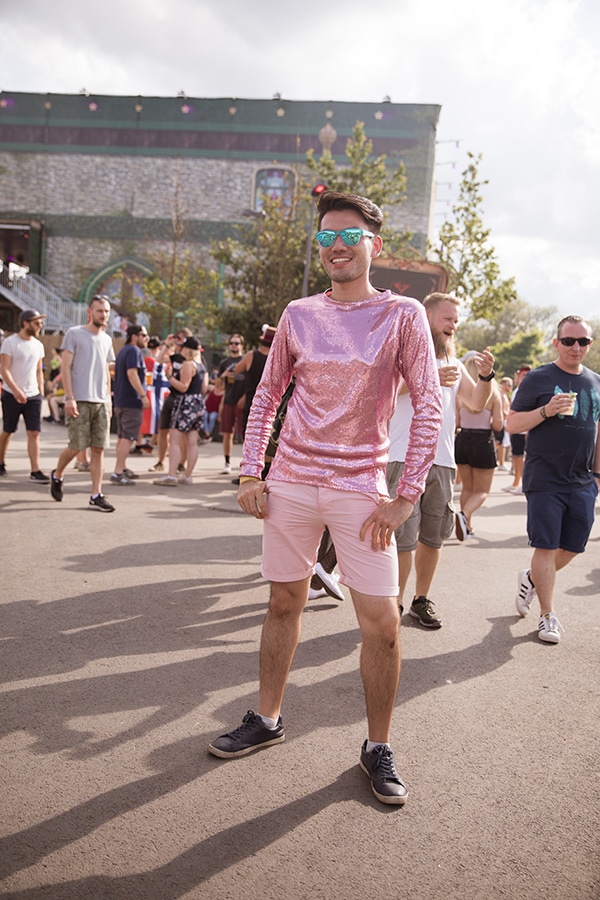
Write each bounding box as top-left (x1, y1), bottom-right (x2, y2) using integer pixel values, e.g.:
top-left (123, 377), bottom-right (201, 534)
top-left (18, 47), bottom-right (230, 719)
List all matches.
top-left (112, 324), bottom-right (150, 485)
top-left (507, 315), bottom-right (600, 643)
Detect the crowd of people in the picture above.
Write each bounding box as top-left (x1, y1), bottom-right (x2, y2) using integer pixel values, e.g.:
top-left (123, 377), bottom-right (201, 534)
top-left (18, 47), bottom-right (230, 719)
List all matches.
top-left (1, 190), bottom-right (599, 808)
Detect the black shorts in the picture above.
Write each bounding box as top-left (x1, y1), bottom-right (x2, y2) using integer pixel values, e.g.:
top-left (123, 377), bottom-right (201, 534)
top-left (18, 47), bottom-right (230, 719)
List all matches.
top-left (455, 428), bottom-right (497, 469)
top-left (510, 433), bottom-right (526, 457)
top-left (1, 391), bottom-right (43, 433)
top-left (158, 392), bottom-right (175, 430)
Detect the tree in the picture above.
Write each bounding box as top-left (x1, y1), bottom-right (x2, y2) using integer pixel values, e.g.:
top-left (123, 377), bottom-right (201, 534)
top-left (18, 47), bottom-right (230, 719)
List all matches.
top-left (435, 152), bottom-right (517, 320)
top-left (208, 122), bottom-right (412, 340)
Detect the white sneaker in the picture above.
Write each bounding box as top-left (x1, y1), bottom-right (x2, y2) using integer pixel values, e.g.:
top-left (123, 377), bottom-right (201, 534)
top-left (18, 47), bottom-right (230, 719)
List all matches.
top-left (308, 586), bottom-right (328, 600)
top-left (510, 485), bottom-right (523, 494)
top-left (538, 613), bottom-right (564, 643)
top-left (313, 563), bottom-right (345, 601)
top-left (153, 475), bottom-right (178, 486)
top-left (177, 474), bottom-right (193, 484)
top-left (502, 484), bottom-right (516, 493)
top-left (221, 464), bottom-right (232, 474)
top-left (496, 464), bottom-right (509, 472)
top-left (455, 510), bottom-right (468, 542)
top-left (515, 569), bottom-right (536, 616)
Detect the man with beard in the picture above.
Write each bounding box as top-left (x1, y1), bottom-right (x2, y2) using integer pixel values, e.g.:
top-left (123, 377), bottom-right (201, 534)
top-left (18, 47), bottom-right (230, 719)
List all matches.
top-left (386, 292), bottom-right (495, 628)
top-left (0, 309), bottom-right (50, 482)
top-left (49, 295), bottom-right (116, 512)
top-left (208, 191), bottom-right (444, 806)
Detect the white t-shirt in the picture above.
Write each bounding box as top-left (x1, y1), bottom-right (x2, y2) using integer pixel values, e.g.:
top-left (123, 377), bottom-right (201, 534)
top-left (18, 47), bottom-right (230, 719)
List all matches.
top-left (389, 356), bottom-right (463, 469)
top-left (0, 333), bottom-right (45, 397)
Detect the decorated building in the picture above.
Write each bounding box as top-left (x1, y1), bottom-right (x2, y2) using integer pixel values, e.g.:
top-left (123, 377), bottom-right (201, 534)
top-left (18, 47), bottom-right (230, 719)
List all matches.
top-left (0, 91), bottom-right (445, 333)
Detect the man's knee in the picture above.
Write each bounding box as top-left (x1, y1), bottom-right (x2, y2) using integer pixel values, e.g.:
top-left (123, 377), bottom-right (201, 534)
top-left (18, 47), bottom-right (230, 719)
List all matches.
top-left (269, 580), bottom-right (309, 616)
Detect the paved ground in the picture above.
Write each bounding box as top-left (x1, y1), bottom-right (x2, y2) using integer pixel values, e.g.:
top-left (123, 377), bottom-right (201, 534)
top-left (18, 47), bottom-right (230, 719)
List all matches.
top-left (0, 422), bottom-right (599, 899)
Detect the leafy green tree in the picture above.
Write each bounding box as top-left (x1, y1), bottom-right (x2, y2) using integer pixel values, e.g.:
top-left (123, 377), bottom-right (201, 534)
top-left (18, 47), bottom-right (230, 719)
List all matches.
top-left (457, 297), bottom-right (558, 353)
top-left (134, 249), bottom-right (219, 339)
top-left (486, 331), bottom-right (547, 379)
top-left (435, 152), bottom-right (517, 320)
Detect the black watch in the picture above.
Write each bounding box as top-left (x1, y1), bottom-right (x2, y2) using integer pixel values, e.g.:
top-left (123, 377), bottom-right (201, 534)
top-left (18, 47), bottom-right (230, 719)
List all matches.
top-left (478, 369), bottom-right (496, 382)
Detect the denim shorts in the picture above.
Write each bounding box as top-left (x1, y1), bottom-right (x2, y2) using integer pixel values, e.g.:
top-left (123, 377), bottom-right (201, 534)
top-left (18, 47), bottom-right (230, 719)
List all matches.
top-left (526, 483), bottom-right (598, 553)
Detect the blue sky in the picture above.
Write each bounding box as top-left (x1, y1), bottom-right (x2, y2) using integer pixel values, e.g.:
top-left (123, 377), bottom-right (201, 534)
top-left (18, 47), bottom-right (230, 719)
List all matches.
top-left (2, 0), bottom-right (599, 323)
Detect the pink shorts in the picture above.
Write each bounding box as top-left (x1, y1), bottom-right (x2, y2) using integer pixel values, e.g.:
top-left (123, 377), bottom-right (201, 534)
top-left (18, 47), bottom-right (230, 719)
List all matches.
top-left (261, 481), bottom-right (399, 597)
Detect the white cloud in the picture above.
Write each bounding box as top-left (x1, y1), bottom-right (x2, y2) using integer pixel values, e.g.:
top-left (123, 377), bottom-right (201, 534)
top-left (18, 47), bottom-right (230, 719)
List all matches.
top-left (1, 0), bottom-right (598, 322)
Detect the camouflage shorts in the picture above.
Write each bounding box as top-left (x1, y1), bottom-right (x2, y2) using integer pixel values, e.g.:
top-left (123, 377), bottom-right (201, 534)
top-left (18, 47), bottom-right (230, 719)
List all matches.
top-left (66, 401), bottom-right (110, 450)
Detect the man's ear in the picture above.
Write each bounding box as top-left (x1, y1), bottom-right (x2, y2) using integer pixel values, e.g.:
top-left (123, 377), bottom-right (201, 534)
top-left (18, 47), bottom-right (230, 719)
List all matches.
top-left (371, 234), bottom-right (383, 259)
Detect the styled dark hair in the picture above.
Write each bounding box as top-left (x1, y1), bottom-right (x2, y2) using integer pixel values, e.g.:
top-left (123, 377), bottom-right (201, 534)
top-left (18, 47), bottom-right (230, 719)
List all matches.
top-left (316, 190), bottom-right (384, 233)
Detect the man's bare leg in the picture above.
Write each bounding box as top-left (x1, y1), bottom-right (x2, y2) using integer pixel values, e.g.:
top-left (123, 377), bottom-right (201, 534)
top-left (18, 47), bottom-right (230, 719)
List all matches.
top-left (530, 547), bottom-right (577, 616)
top-left (350, 590), bottom-right (401, 744)
top-left (258, 578), bottom-right (310, 719)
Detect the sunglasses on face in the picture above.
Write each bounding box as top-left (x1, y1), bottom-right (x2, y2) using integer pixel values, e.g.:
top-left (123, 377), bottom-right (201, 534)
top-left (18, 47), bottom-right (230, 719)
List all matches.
top-left (558, 337), bottom-right (592, 347)
top-left (229, 341), bottom-right (241, 345)
top-left (315, 228), bottom-right (375, 248)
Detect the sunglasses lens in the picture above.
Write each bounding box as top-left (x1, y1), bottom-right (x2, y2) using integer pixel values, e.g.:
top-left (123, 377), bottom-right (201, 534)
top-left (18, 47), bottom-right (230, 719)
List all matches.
top-left (316, 231), bottom-right (335, 247)
top-left (340, 229), bottom-right (362, 246)
top-left (561, 337), bottom-right (591, 346)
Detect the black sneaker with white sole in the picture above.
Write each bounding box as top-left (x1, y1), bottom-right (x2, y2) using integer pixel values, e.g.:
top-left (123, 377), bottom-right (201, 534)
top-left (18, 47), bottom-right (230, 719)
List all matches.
top-left (208, 710), bottom-right (285, 758)
top-left (89, 493), bottom-right (115, 512)
top-left (50, 469), bottom-right (63, 501)
top-left (409, 595), bottom-right (442, 628)
top-left (360, 741), bottom-right (408, 805)
top-left (30, 470), bottom-right (50, 484)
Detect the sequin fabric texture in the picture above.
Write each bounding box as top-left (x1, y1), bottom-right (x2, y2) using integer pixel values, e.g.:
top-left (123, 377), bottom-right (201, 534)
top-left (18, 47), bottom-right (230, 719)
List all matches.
top-left (241, 291), bottom-right (443, 504)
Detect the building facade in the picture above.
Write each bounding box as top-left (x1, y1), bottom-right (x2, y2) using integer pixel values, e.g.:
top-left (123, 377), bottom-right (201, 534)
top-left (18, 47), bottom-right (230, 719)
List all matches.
top-left (0, 91), bottom-right (442, 330)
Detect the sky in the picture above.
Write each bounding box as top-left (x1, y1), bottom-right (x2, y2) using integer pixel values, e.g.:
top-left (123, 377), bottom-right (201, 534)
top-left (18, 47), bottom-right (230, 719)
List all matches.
top-left (1, 0), bottom-right (599, 323)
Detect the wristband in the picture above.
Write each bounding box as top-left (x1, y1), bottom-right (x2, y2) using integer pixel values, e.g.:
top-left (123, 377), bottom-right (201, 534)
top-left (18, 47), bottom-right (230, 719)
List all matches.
top-left (66, 395), bottom-right (75, 400)
top-left (478, 370), bottom-right (495, 382)
top-left (239, 475), bottom-right (260, 484)
top-left (593, 472), bottom-right (600, 479)
top-left (540, 405), bottom-right (548, 420)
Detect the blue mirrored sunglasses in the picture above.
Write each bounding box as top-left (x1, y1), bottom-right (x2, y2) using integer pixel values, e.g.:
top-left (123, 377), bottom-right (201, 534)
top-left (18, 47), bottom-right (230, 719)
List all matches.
top-left (315, 227), bottom-right (375, 248)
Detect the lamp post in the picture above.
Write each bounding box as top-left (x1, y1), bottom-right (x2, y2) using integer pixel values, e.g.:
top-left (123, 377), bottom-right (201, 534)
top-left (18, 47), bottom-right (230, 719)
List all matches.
top-left (301, 183), bottom-right (327, 298)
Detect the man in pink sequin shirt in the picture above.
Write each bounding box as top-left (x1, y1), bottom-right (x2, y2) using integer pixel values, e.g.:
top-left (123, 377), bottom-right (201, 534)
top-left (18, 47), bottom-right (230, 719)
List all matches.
top-left (208, 191), bottom-right (443, 805)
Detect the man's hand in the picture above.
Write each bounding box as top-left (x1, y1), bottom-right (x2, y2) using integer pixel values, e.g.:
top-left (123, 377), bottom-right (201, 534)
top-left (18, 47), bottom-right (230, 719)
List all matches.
top-left (237, 479), bottom-right (268, 519)
top-left (472, 346), bottom-right (495, 378)
top-left (359, 496), bottom-right (414, 551)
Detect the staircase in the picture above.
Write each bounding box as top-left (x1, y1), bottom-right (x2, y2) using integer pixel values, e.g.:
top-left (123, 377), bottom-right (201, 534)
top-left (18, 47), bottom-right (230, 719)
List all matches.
top-left (0, 273), bottom-right (88, 333)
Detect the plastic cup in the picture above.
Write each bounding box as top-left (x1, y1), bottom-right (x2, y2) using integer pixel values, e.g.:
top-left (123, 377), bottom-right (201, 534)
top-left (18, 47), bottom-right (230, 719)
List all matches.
top-left (563, 391), bottom-right (577, 415)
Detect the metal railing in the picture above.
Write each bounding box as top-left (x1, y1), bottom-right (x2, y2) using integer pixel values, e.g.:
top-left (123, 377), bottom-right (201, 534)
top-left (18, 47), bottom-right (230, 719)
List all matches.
top-left (4, 273), bottom-right (88, 333)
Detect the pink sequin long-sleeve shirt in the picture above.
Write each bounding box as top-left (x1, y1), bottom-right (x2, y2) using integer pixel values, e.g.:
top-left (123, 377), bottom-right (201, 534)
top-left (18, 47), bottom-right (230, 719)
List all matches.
top-left (241, 290), bottom-right (443, 504)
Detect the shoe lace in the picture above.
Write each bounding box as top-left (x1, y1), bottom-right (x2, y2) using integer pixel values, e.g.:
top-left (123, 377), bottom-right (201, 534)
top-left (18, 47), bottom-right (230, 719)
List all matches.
top-left (227, 710), bottom-right (262, 738)
top-left (371, 746), bottom-right (401, 782)
top-left (543, 614), bottom-right (565, 635)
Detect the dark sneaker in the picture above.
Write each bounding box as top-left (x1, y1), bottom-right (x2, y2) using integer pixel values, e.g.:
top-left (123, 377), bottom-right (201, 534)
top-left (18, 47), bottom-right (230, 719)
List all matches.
top-left (0, 462), bottom-right (6, 476)
top-left (89, 493), bottom-right (115, 513)
top-left (408, 597), bottom-right (442, 628)
top-left (110, 472), bottom-right (134, 485)
top-left (409, 595), bottom-right (442, 629)
top-left (149, 461), bottom-right (164, 472)
top-left (50, 469), bottom-right (63, 501)
top-left (208, 710), bottom-right (285, 759)
top-left (30, 470), bottom-right (51, 484)
top-left (123, 468), bottom-right (139, 479)
top-left (360, 741), bottom-right (408, 805)
top-left (312, 563), bottom-right (345, 601)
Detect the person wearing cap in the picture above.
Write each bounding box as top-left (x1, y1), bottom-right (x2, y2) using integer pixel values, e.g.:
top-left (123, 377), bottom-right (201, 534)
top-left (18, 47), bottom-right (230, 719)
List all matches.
top-left (110, 324), bottom-right (150, 485)
top-left (153, 336), bottom-right (208, 486)
top-left (234, 324), bottom-right (277, 440)
top-left (0, 309), bottom-right (50, 482)
top-left (49, 295), bottom-right (116, 512)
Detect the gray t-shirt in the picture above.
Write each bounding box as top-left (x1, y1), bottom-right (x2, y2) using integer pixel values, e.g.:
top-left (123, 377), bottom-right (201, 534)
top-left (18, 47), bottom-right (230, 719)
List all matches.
top-left (61, 326), bottom-right (115, 402)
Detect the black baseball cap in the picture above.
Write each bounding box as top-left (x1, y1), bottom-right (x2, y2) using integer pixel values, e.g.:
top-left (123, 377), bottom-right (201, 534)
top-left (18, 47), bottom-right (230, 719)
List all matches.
top-left (19, 309), bottom-right (46, 325)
